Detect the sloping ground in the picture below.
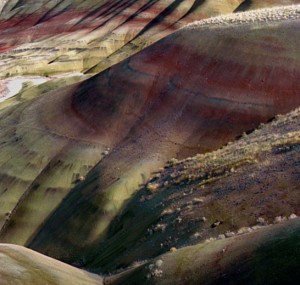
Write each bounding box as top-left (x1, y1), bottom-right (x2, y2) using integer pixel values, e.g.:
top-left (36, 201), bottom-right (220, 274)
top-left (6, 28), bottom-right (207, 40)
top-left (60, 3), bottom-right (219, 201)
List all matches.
top-left (74, 106), bottom-right (300, 274)
top-left (0, 101), bottom-right (300, 285)
top-left (0, 72), bottom-right (88, 104)
top-left (235, 0), bottom-right (300, 11)
top-left (0, 5), bottom-right (299, 262)
top-left (0, 243), bottom-right (102, 285)
top-left (0, 3), bottom-right (299, 284)
top-left (105, 218), bottom-right (300, 285)
top-left (0, 0), bottom-right (243, 78)
top-left (2, 5), bottom-right (299, 262)
top-left (0, 110), bottom-right (299, 285)
top-left (2, 107), bottom-right (299, 285)
top-left (2, 219), bottom-right (300, 285)
top-left (1, 0), bottom-right (299, 78)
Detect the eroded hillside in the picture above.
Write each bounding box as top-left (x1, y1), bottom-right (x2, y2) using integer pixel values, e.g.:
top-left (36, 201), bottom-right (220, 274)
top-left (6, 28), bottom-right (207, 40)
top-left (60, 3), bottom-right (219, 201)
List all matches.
top-left (0, 4), bottom-right (300, 258)
top-left (1, 97), bottom-right (300, 285)
top-left (1, 0), bottom-right (300, 78)
top-left (0, 1), bottom-right (299, 285)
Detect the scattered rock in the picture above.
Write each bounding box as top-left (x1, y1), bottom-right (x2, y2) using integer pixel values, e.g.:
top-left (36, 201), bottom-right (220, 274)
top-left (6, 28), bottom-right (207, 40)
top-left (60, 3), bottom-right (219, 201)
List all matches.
top-left (218, 234), bottom-right (226, 240)
top-left (251, 225), bottom-right (264, 230)
top-left (192, 198), bottom-right (204, 204)
top-left (176, 217), bottom-right (182, 223)
top-left (225, 231), bottom-right (235, 238)
top-left (211, 220), bottom-right (223, 228)
top-left (147, 183), bottom-right (160, 192)
top-left (161, 208), bottom-right (174, 216)
top-left (193, 232), bottom-right (201, 238)
top-left (170, 247), bottom-right (177, 252)
top-left (152, 269), bottom-right (163, 277)
top-left (167, 158), bottom-right (178, 166)
top-left (205, 237), bottom-right (217, 243)
top-left (148, 264), bottom-right (154, 270)
top-left (274, 216), bottom-right (284, 224)
top-left (154, 224), bottom-right (167, 232)
top-left (289, 213), bottom-right (298, 220)
top-left (78, 175), bottom-right (85, 182)
top-left (155, 259), bottom-right (163, 267)
top-left (237, 227), bottom-right (252, 234)
top-left (147, 229), bottom-right (153, 235)
top-left (256, 217), bottom-right (267, 225)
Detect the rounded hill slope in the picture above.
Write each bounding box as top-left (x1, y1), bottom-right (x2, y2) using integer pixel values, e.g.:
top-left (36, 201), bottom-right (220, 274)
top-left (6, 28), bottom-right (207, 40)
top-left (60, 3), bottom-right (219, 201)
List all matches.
top-left (0, 4), bottom-right (297, 264)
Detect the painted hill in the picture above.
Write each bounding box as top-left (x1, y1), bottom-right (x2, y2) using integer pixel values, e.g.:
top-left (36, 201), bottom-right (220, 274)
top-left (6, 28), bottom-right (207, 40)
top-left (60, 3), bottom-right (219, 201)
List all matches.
top-left (83, 106), bottom-right (300, 274)
top-left (0, 3), bottom-right (299, 266)
top-left (0, 0), bottom-right (243, 78)
top-left (105, 217), bottom-right (300, 285)
top-left (0, 0), bottom-right (258, 107)
top-left (1, 0), bottom-right (300, 79)
top-left (0, 243), bottom-right (102, 285)
top-left (1, 86), bottom-right (300, 285)
top-left (1, 0), bottom-right (299, 104)
top-left (0, 2), bottom-right (300, 285)
top-left (2, 218), bottom-right (300, 285)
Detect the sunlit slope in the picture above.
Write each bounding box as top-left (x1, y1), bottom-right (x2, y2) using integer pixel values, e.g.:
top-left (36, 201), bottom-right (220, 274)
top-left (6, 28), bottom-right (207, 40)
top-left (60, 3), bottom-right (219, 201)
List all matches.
top-left (0, 0), bottom-right (242, 77)
top-left (1, 0), bottom-right (299, 78)
top-left (0, 244), bottom-right (102, 285)
top-left (236, 0), bottom-right (300, 11)
top-left (0, 83), bottom-right (107, 245)
top-left (0, 5), bottom-right (294, 263)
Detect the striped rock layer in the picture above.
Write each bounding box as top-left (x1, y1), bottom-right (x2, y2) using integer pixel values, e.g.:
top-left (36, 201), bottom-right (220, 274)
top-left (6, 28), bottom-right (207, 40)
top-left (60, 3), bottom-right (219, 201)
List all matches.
top-left (0, 5), bottom-right (299, 268)
top-left (1, 0), bottom-right (300, 78)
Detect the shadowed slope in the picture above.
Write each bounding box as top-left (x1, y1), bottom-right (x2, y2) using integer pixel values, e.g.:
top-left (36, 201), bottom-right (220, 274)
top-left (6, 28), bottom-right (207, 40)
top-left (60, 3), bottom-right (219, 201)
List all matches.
top-left (1, 220), bottom-right (300, 285)
top-left (1, 109), bottom-right (300, 285)
top-left (0, 243), bottom-right (102, 285)
top-left (11, 6), bottom-right (299, 265)
top-left (83, 106), bottom-right (300, 273)
top-left (105, 218), bottom-right (300, 285)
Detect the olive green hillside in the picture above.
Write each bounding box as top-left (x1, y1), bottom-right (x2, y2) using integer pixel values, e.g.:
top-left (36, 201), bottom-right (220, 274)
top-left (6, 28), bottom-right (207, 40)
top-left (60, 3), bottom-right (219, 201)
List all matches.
top-left (0, 243), bottom-right (102, 285)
